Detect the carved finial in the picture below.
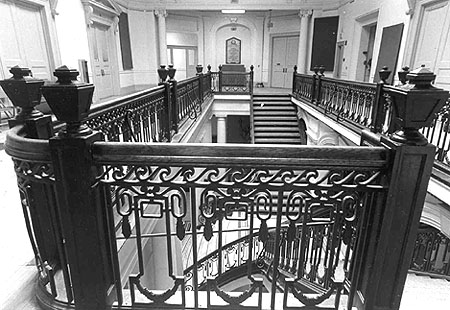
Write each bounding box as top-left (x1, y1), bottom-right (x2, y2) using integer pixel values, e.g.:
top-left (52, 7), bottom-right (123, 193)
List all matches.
top-left (207, 64), bottom-right (211, 72)
top-left (406, 65), bottom-right (436, 89)
top-left (379, 66), bottom-right (391, 84)
top-left (196, 64), bottom-right (203, 74)
top-left (398, 66), bottom-right (410, 85)
top-left (250, 65), bottom-right (254, 72)
top-left (157, 65), bottom-right (168, 84)
top-left (318, 65), bottom-right (325, 76)
top-left (168, 64), bottom-right (176, 80)
top-left (0, 65), bottom-right (44, 121)
top-left (294, 65), bottom-right (298, 73)
top-left (41, 66), bottom-right (94, 136)
top-left (313, 65), bottom-right (319, 75)
top-left (54, 65), bottom-right (79, 84)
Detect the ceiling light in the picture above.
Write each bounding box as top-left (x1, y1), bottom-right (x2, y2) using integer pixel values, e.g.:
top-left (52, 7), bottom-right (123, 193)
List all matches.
top-left (221, 9), bottom-right (245, 14)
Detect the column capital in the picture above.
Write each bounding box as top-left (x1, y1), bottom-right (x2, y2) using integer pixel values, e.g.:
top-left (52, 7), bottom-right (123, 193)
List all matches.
top-left (299, 9), bottom-right (313, 18)
top-left (154, 8), bottom-right (168, 18)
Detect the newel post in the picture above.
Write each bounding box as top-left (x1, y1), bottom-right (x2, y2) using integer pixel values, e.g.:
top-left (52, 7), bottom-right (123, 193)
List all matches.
top-left (0, 65), bottom-right (53, 138)
top-left (249, 65), bottom-right (254, 94)
top-left (158, 65), bottom-right (172, 141)
top-left (218, 64), bottom-right (223, 92)
top-left (168, 64), bottom-right (178, 133)
top-left (352, 67), bottom-right (449, 310)
top-left (371, 66), bottom-right (391, 133)
top-left (44, 66), bottom-right (116, 310)
top-left (196, 64), bottom-right (204, 104)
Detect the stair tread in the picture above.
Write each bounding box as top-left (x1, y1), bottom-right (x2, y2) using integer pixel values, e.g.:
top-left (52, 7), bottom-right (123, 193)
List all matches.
top-left (254, 132), bottom-right (301, 137)
top-left (254, 118), bottom-right (298, 122)
top-left (254, 111), bottom-right (297, 115)
top-left (255, 127), bottom-right (299, 132)
top-left (254, 121), bottom-right (299, 125)
top-left (253, 106), bottom-right (296, 111)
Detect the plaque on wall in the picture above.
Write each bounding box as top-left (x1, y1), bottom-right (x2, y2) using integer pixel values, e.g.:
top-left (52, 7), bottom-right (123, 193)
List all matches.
top-left (226, 37), bottom-right (241, 64)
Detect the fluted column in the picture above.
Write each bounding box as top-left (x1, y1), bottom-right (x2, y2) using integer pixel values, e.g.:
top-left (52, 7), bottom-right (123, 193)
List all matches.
top-left (297, 10), bottom-right (313, 74)
top-left (216, 116), bottom-right (227, 143)
top-left (155, 9), bottom-right (168, 65)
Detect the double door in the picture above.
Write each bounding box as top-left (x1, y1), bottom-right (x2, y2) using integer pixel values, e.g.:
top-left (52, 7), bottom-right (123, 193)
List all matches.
top-left (271, 35), bottom-right (299, 88)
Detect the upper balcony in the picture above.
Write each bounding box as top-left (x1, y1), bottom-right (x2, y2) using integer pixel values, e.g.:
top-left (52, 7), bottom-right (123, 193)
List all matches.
top-left (1, 63), bottom-right (449, 310)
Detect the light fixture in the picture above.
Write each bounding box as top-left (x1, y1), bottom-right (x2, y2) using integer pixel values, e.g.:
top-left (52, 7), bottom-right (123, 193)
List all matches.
top-left (221, 9), bottom-right (245, 14)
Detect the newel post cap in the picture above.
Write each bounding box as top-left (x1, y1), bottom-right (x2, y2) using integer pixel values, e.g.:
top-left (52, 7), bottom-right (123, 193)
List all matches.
top-left (0, 65), bottom-right (44, 120)
top-left (386, 66), bottom-right (449, 145)
top-left (406, 65), bottom-right (436, 88)
top-left (41, 66), bottom-right (94, 136)
top-left (157, 65), bottom-right (169, 84)
top-left (168, 64), bottom-right (176, 81)
top-left (196, 64), bottom-right (204, 74)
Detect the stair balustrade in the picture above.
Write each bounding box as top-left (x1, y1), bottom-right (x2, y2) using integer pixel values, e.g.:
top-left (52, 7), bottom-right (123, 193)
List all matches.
top-left (1, 63), bottom-right (447, 310)
top-left (292, 65), bottom-right (450, 166)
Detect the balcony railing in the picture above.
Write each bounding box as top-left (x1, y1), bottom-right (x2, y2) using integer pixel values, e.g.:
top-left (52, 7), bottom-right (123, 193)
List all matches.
top-left (0, 64), bottom-right (447, 310)
top-left (292, 66), bottom-right (450, 167)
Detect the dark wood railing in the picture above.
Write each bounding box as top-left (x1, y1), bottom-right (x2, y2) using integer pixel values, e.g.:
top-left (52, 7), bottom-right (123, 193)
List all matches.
top-left (0, 64), bottom-right (447, 310)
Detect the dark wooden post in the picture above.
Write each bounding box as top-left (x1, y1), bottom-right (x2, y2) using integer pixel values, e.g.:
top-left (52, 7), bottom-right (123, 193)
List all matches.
top-left (351, 67), bottom-right (449, 310)
top-left (293, 65), bottom-right (297, 94)
top-left (43, 66), bottom-right (116, 310)
top-left (371, 66), bottom-right (391, 133)
top-left (249, 65), bottom-right (254, 95)
top-left (0, 65), bottom-right (53, 138)
top-left (218, 64), bottom-right (223, 93)
top-left (196, 64), bottom-right (204, 104)
top-left (168, 64), bottom-right (178, 133)
top-left (158, 65), bottom-right (172, 141)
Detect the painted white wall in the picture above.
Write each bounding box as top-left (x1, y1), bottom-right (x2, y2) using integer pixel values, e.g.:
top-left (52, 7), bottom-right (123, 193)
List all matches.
top-left (336, 0), bottom-right (410, 82)
top-left (127, 10), bottom-right (159, 86)
top-left (55, 1), bottom-right (90, 75)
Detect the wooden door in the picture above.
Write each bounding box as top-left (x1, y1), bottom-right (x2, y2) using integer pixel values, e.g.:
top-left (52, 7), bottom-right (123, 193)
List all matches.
top-left (0, 1), bottom-right (51, 80)
top-left (271, 35), bottom-right (299, 88)
top-left (413, 1), bottom-right (450, 90)
top-left (92, 23), bottom-right (114, 99)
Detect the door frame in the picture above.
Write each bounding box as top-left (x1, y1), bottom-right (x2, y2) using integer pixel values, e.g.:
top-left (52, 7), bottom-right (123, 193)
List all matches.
top-left (82, 0), bottom-right (121, 102)
top-left (403, 0), bottom-right (450, 69)
top-left (268, 32), bottom-right (300, 88)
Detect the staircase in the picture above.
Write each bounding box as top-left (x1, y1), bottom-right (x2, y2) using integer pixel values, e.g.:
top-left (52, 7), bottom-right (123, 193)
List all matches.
top-left (252, 94), bottom-right (302, 144)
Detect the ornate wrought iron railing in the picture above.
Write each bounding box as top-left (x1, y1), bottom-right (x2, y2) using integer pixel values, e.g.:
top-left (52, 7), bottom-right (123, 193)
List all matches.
top-left (1, 65), bottom-right (446, 310)
top-left (292, 68), bottom-right (450, 167)
top-left (410, 225), bottom-right (450, 279)
top-left (210, 65), bottom-right (254, 94)
top-left (91, 142), bottom-right (390, 309)
top-left (420, 97), bottom-right (450, 165)
top-left (86, 86), bottom-right (168, 142)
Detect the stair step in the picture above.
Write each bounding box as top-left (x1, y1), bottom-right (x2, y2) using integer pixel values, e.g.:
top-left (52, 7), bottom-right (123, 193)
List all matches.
top-left (253, 96), bottom-right (291, 101)
top-left (255, 127), bottom-right (299, 132)
top-left (253, 116), bottom-right (298, 121)
top-left (254, 111), bottom-right (297, 116)
top-left (254, 132), bottom-right (301, 137)
top-left (254, 121), bottom-right (299, 126)
top-left (254, 138), bottom-right (301, 144)
top-left (253, 106), bottom-right (296, 111)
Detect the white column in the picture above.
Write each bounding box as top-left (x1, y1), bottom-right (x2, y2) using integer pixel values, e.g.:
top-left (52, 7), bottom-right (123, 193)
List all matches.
top-left (216, 116), bottom-right (227, 143)
top-left (297, 10), bottom-right (313, 74)
top-left (155, 9), bottom-right (168, 66)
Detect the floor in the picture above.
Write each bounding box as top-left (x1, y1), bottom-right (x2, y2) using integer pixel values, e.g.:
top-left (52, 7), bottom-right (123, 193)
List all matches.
top-left (1, 90), bottom-right (450, 309)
